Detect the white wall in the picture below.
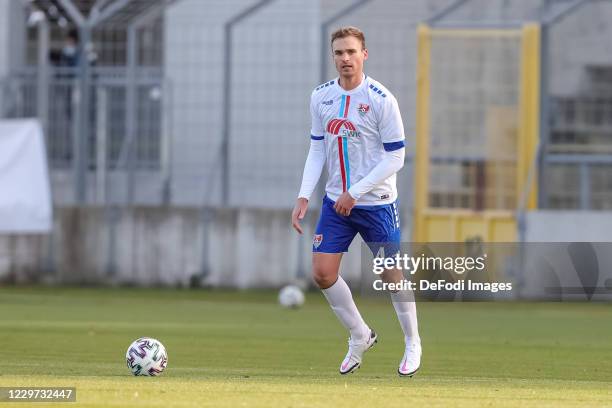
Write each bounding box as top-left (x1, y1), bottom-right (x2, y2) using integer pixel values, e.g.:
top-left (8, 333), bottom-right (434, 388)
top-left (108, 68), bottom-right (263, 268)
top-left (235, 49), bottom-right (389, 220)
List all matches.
top-left (4, 207), bottom-right (612, 298)
top-left (522, 211), bottom-right (612, 300)
top-left (526, 210), bottom-right (612, 242)
top-left (0, 207), bottom-right (324, 288)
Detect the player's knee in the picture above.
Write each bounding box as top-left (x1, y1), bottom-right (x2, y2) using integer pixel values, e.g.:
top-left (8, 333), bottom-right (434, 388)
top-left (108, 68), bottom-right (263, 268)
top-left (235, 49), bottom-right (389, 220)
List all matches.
top-left (312, 267), bottom-right (337, 289)
top-left (311, 253), bottom-right (342, 289)
top-left (381, 268), bottom-right (403, 284)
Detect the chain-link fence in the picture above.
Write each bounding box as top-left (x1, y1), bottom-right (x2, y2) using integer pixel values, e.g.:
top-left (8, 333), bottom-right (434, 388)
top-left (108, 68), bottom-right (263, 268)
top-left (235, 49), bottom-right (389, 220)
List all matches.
top-left (1, 0), bottom-right (456, 212)
top-left (3, 0), bottom-right (611, 213)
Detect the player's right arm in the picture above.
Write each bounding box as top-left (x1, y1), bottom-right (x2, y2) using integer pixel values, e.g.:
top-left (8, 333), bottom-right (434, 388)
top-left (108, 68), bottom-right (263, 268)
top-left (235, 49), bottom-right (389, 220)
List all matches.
top-left (292, 90), bottom-right (327, 234)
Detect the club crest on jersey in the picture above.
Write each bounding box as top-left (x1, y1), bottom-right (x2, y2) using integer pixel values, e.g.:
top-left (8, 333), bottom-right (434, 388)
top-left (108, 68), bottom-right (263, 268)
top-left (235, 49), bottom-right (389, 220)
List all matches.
top-left (313, 234), bottom-right (323, 248)
top-left (358, 103), bottom-right (370, 116)
top-left (326, 119), bottom-right (360, 139)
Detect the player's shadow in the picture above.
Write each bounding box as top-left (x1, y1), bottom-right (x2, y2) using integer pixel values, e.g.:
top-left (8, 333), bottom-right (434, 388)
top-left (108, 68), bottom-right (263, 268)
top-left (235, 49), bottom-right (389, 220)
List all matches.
top-left (568, 242), bottom-right (599, 301)
top-left (412, 245), bottom-right (458, 302)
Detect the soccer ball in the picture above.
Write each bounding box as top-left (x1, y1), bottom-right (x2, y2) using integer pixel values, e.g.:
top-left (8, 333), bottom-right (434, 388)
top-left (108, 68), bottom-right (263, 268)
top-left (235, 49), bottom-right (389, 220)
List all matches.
top-left (278, 285), bottom-right (305, 308)
top-left (126, 337), bottom-right (168, 376)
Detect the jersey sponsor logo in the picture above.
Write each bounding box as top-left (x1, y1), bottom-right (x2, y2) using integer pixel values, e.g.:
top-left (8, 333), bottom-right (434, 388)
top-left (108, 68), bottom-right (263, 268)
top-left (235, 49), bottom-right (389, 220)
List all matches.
top-left (313, 234), bottom-right (323, 248)
top-left (326, 118), bottom-right (360, 139)
top-left (321, 99), bottom-right (334, 106)
top-left (358, 103), bottom-right (370, 116)
top-left (380, 194), bottom-right (390, 200)
top-left (342, 129), bottom-right (359, 138)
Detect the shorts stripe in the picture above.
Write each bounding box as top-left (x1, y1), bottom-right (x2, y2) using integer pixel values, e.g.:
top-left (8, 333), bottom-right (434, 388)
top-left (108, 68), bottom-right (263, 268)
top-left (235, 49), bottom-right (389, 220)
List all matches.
top-left (392, 203), bottom-right (400, 228)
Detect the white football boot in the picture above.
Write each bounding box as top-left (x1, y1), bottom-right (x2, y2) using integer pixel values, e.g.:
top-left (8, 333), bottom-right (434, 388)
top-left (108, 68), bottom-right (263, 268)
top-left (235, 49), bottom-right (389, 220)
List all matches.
top-left (398, 339), bottom-right (422, 377)
top-left (339, 329), bottom-right (378, 375)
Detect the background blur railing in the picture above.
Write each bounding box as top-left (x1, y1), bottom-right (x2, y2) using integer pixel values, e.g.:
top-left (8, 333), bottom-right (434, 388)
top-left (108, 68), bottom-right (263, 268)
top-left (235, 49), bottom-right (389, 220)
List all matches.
top-left (1, 66), bottom-right (170, 205)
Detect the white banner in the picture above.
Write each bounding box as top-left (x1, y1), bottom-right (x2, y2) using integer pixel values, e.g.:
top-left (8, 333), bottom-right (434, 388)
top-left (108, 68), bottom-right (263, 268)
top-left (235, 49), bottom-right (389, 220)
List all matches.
top-left (0, 119), bottom-right (52, 232)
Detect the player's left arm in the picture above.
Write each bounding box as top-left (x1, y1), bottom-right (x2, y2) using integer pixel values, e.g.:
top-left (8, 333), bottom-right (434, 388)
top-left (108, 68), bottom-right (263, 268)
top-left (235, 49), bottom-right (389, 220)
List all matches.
top-left (335, 94), bottom-right (405, 215)
top-left (348, 147), bottom-right (405, 199)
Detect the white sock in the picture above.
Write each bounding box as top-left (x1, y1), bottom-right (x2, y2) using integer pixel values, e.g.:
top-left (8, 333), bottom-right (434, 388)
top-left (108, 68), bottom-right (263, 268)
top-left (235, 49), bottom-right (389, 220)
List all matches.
top-left (322, 276), bottom-right (369, 342)
top-left (390, 290), bottom-right (420, 345)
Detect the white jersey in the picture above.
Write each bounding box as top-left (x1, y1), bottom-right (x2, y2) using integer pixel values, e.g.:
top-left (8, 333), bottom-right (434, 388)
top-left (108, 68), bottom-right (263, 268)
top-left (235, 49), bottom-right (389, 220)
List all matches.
top-left (310, 74), bottom-right (405, 205)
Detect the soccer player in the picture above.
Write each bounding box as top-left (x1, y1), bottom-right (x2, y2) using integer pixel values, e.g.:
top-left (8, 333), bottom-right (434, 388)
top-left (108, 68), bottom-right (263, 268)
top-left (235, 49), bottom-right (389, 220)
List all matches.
top-left (291, 26), bottom-right (421, 376)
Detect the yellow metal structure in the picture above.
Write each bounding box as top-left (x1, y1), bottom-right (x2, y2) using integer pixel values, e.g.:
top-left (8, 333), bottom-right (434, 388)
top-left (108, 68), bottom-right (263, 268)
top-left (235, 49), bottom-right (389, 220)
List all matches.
top-left (413, 24), bottom-right (540, 242)
top-left (517, 24), bottom-right (541, 211)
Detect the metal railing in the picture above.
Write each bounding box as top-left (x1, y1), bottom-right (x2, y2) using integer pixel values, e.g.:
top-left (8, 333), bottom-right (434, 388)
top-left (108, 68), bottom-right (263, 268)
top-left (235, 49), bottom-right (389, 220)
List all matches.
top-left (1, 66), bottom-right (170, 205)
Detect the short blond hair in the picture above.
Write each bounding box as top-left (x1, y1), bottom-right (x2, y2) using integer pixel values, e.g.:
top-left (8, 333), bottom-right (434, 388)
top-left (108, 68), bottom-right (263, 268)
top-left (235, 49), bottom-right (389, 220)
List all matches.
top-left (331, 26), bottom-right (366, 50)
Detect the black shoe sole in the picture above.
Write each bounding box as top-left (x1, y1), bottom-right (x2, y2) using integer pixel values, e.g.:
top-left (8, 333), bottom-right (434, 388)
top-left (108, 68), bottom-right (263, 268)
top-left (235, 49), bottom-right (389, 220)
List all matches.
top-left (398, 366), bottom-right (420, 378)
top-left (340, 362), bottom-right (360, 375)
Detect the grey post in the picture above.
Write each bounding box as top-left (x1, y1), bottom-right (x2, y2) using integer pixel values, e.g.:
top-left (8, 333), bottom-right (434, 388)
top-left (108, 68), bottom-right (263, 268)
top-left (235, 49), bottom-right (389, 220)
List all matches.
top-left (56, 0), bottom-right (86, 203)
top-left (36, 16), bottom-right (49, 137)
top-left (221, 0), bottom-right (275, 207)
top-left (195, 0), bottom-right (275, 286)
top-left (125, 24), bottom-right (137, 204)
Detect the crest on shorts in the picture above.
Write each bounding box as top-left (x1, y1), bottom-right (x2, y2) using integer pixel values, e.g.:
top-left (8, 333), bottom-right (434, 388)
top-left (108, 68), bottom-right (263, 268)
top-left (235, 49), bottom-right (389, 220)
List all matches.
top-left (358, 103), bottom-right (370, 116)
top-left (313, 234), bottom-right (323, 248)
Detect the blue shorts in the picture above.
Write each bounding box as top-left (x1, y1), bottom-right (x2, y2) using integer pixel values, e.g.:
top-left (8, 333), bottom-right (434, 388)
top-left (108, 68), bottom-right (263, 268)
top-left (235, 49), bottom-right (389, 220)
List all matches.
top-left (312, 195), bottom-right (401, 255)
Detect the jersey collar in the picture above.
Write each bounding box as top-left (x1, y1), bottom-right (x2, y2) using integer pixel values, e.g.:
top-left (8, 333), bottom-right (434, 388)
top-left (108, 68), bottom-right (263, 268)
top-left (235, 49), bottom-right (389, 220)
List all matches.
top-left (335, 73), bottom-right (367, 95)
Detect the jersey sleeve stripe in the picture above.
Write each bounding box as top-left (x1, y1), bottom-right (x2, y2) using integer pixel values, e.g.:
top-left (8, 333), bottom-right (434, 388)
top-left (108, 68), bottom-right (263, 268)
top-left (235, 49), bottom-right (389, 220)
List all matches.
top-left (383, 141), bottom-right (405, 152)
top-left (311, 135), bottom-right (324, 140)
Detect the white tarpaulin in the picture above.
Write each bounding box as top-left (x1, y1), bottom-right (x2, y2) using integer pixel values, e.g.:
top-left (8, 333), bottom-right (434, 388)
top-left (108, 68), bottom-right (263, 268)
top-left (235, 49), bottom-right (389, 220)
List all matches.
top-left (0, 119), bottom-right (52, 232)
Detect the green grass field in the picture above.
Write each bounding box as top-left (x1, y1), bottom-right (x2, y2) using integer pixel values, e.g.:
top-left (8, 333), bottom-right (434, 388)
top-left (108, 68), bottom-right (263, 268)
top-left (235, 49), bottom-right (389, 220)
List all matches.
top-left (0, 287), bottom-right (611, 407)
